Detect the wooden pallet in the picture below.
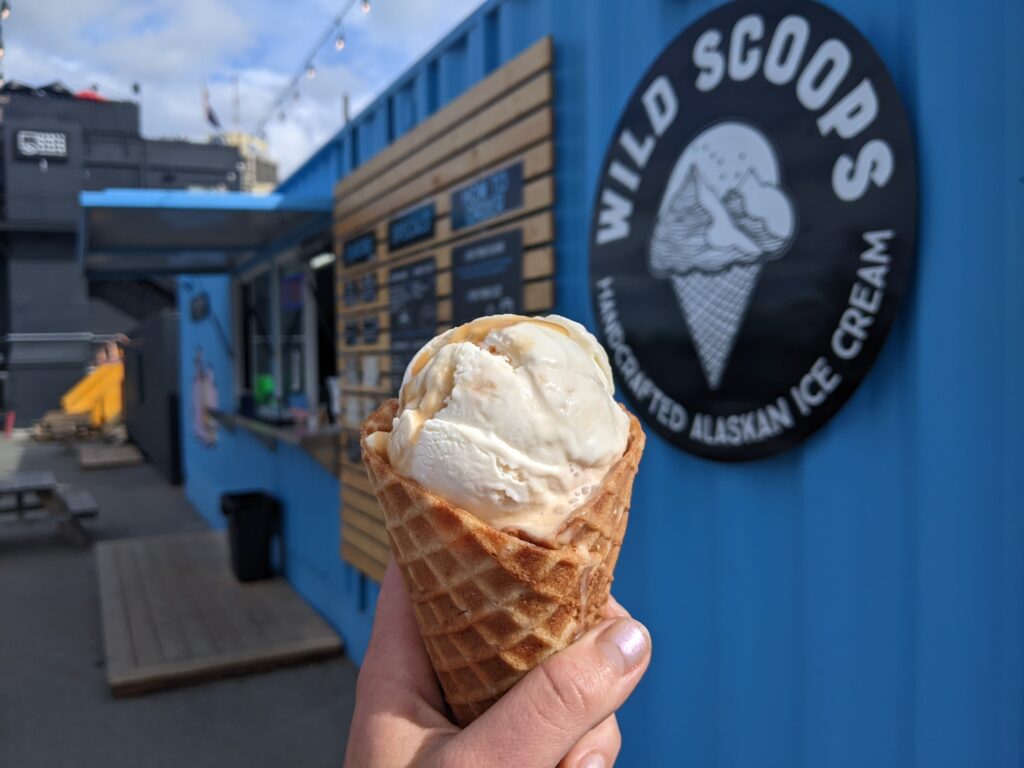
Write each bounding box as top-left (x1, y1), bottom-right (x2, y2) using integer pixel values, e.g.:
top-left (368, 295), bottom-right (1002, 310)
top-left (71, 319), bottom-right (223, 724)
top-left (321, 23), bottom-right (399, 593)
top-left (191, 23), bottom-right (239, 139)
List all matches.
top-left (96, 531), bottom-right (343, 696)
top-left (78, 442), bottom-right (144, 470)
top-left (34, 411), bottom-right (92, 441)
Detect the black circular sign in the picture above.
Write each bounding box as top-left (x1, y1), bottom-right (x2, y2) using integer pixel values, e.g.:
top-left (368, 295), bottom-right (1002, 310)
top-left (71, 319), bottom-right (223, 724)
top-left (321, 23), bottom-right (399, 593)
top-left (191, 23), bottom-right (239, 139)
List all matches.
top-left (589, 0), bottom-right (917, 461)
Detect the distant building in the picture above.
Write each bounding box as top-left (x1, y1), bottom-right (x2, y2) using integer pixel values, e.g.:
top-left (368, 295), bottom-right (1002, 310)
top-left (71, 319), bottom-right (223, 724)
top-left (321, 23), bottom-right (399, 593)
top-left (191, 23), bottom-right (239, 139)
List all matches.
top-left (0, 82), bottom-right (242, 420)
top-left (217, 132), bottom-right (278, 194)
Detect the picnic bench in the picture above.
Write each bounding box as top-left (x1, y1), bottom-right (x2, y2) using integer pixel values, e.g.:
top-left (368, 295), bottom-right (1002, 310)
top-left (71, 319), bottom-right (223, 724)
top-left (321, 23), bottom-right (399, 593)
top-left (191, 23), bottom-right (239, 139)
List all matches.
top-left (0, 470), bottom-right (98, 544)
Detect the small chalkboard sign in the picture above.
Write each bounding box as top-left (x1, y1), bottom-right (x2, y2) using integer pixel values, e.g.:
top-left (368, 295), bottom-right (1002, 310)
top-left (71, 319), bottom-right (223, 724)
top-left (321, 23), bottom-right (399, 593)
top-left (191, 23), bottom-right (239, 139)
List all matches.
top-left (346, 435), bottom-right (361, 464)
top-left (190, 292), bottom-right (210, 321)
top-left (360, 272), bottom-right (378, 303)
top-left (450, 162), bottom-right (524, 231)
top-left (389, 352), bottom-right (414, 396)
top-left (343, 231), bottom-right (377, 266)
top-left (362, 315), bottom-right (380, 345)
top-left (344, 280), bottom-right (359, 307)
top-left (388, 203), bottom-right (436, 251)
top-left (452, 230), bottom-right (524, 324)
top-left (344, 320), bottom-right (360, 346)
top-left (389, 257), bottom-right (437, 391)
top-left (389, 258), bottom-right (437, 342)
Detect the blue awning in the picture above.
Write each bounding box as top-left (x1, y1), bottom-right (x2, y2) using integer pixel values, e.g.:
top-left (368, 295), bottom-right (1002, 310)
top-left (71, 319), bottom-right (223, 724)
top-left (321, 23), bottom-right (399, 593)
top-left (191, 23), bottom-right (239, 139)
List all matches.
top-left (79, 189), bottom-right (332, 277)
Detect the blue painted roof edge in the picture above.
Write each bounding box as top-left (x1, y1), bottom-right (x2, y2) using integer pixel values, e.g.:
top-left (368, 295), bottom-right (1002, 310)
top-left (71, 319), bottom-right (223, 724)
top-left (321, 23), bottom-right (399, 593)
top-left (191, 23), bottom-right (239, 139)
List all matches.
top-left (79, 188), bottom-right (331, 212)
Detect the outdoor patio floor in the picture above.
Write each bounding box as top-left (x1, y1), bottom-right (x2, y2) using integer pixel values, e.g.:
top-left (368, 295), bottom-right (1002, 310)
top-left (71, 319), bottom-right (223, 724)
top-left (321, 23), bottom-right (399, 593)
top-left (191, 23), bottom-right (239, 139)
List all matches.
top-left (0, 435), bottom-right (358, 768)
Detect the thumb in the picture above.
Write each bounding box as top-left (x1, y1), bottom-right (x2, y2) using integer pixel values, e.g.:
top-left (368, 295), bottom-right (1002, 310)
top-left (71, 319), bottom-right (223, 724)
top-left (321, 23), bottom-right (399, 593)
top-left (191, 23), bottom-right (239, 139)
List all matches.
top-left (450, 617), bottom-right (652, 768)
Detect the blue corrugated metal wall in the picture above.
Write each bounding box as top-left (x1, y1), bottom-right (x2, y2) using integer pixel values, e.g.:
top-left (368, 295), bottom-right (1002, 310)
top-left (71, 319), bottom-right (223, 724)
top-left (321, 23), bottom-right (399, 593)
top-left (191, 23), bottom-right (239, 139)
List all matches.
top-left (545, 2), bottom-right (1023, 766)
top-left (178, 1), bottom-right (1022, 765)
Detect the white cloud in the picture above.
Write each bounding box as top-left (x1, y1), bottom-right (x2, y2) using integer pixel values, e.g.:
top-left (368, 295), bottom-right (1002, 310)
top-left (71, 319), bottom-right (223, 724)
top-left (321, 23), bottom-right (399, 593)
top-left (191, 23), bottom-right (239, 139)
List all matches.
top-left (4, 0), bottom-right (483, 179)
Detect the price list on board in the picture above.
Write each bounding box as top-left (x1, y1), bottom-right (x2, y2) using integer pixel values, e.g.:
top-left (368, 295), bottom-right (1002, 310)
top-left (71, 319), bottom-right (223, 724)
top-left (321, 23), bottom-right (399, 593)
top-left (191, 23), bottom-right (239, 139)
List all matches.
top-left (388, 257), bottom-right (437, 394)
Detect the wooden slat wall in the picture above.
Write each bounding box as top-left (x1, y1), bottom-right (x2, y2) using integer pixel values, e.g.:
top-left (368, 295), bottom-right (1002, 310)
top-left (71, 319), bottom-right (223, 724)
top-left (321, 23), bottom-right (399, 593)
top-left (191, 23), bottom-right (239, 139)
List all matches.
top-left (334, 38), bottom-right (555, 580)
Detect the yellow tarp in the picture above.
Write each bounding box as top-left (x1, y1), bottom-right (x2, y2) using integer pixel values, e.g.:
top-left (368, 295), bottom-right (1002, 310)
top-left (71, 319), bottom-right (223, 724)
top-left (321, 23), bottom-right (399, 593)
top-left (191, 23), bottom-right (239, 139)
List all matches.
top-left (60, 361), bottom-right (124, 427)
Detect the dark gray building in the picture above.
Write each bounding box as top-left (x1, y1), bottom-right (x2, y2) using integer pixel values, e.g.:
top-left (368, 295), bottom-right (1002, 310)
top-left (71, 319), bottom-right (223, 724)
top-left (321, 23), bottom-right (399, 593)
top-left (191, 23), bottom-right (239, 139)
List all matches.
top-left (0, 83), bottom-right (241, 420)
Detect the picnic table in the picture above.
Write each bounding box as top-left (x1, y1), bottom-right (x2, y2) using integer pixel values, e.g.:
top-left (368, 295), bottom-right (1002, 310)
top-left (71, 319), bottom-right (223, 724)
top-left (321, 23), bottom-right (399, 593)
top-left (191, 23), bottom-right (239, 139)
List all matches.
top-left (0, 470), bottom-right (98, 544)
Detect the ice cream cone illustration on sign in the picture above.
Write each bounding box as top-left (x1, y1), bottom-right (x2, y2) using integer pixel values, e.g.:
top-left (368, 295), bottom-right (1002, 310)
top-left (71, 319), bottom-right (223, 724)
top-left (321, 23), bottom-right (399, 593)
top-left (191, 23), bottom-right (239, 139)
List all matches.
top-left (650, 121), bottom-right (796, 390)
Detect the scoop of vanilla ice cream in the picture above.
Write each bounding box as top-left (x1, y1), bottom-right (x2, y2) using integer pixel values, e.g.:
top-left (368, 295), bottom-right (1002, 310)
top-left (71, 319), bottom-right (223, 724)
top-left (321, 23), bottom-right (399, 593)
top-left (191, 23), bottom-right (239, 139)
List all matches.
top-left (372, 314), bottom-right (629, 542)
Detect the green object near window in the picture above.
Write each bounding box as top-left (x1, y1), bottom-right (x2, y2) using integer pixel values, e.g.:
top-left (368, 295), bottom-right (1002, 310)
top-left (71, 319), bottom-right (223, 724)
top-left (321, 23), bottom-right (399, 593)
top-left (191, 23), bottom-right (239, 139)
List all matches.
top-left (255, 373), bottom-right (275, 406)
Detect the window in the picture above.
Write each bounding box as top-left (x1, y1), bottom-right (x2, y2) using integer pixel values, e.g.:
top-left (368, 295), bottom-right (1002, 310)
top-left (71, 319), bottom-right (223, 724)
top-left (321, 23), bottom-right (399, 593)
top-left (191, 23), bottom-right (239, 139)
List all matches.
top-left (244, 269), bottom-right (274, 406)
top-left (239, 281), bottom-right (253, 393)
top-left (310, 251), bottom-right (338, 410)
top-left (234, 239), bottom-right (337, 423)
top-left (280, 267), bottom-right (306, 407)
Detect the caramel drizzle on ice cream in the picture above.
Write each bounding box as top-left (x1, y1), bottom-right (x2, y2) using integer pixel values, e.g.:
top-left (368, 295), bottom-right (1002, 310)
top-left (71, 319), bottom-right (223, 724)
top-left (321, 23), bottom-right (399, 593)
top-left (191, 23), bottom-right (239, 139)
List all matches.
top-left (406, 316), bottom-right (570, 381)
top-left (399, 315), bottom-right (574, 424)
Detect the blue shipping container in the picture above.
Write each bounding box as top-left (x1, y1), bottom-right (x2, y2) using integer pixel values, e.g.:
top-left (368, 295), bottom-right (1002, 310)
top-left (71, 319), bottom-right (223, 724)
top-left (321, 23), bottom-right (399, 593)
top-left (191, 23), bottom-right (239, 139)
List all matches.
top-left (179, 1), bottom-right (1023, 765)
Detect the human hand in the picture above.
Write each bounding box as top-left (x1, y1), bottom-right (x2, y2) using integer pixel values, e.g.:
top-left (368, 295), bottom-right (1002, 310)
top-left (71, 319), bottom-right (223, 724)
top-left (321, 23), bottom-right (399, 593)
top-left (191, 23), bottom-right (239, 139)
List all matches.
top-left (343, 560), bottom-right (652, 768)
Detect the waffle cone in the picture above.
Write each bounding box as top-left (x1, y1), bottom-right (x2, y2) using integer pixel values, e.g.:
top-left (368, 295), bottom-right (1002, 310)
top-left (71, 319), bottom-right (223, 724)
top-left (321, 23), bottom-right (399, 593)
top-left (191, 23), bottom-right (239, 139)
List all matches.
top-left (360, 399), bottom-right (645, 726)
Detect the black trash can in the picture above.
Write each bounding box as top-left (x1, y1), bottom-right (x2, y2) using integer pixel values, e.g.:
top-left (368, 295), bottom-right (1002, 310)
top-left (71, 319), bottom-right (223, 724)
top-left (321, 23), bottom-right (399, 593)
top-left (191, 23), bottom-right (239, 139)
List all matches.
top-left (220, 491), bottom-right (281, 582)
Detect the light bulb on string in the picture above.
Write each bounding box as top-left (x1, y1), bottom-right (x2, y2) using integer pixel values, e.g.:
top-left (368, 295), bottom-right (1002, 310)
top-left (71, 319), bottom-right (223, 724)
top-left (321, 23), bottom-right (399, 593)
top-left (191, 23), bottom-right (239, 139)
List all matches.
top-left (292, 89), bottom-right (301, 103)
top-left (306, 64), bottom-right (316, 79)
top-left (1, 1), bottom-right (10, 21)
top-left (334, 27), bottom-right (346, 51)
top-left (361, 0), bottom-right (371, 14)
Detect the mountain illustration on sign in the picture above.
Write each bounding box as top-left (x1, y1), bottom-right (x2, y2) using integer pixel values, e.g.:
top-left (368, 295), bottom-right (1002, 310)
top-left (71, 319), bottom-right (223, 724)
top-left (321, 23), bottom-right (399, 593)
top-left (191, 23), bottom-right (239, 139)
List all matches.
top-left (650, 121), bottom-right (796, 390)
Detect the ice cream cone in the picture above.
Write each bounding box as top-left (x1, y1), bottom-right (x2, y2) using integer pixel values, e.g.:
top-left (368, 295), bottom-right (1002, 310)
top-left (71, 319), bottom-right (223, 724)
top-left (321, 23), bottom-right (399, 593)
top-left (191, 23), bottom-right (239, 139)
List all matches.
top-left (361, 398), bottom-right (645, 726)
top-left (672, 263), bottom-right (762, 390)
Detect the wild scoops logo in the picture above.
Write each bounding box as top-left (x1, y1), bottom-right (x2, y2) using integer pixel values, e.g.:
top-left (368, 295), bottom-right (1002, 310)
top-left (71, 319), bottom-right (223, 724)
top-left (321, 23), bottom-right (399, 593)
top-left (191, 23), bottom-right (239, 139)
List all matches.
top-left (590, 1), bottom-right (917, 462)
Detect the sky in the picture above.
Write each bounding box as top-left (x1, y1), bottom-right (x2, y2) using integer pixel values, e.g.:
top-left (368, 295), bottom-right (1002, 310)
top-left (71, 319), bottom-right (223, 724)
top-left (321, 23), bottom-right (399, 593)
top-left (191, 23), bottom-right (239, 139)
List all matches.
top-left (3, 0), bottom-right (482, 179)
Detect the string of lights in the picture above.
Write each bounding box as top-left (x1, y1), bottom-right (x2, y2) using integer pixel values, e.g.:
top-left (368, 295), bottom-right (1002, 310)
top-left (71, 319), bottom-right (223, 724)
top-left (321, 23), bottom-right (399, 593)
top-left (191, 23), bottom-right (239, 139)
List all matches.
top-left (253, 0), bottom-right (371, 138)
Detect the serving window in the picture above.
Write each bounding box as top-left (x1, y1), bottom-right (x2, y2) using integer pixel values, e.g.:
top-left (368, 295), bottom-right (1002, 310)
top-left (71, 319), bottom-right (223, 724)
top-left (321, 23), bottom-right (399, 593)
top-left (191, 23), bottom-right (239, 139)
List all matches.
top-left (234, 239), bottom-right (337, 427)
top-left (243, 269), bottom-right (275, 405)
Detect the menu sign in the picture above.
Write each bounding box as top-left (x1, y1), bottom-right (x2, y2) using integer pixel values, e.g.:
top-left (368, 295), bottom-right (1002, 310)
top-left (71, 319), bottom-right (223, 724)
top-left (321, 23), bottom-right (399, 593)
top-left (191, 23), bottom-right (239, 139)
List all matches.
top-left (450, 162), bottom-right (524, 231)
top-left (360, 272), bottom-right (378, 303)
top-left (389, 257), bottom-right (437, 389)
top-left (343, 231), bottom-right (377, 266)
top-left (344, 320), bottom-right (359, 346)
top-left (346, 435), bottom-right (361, 464)
top-left (344, 279), bottom-right (359, 307)
top-left (362, 315), bottom-right (380, 345)
top-left (388, 203), bottom-right (436, 251)
top-left (452, 230), bottom-right (524, 324)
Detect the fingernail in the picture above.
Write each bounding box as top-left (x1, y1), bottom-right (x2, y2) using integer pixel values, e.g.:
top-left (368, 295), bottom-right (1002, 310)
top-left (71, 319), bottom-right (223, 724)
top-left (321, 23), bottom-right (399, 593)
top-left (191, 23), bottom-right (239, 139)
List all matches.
top-left (578, 753), bottom-right (606, 768)
top-left (597, 618), bottom-right (649, 674)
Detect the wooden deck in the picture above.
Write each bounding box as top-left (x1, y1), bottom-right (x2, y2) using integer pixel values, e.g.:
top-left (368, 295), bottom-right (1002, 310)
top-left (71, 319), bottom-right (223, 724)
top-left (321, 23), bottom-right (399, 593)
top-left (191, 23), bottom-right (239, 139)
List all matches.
top-left (79, 443), bottom-right (144, 470)
top-left (96, 531), bottom-right (343, 696)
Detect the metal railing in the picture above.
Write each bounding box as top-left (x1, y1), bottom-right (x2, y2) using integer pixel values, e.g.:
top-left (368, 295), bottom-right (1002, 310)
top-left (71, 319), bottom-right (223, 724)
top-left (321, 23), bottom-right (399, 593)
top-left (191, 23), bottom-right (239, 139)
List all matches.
top-left (3, 332), bottom-right (123, 344)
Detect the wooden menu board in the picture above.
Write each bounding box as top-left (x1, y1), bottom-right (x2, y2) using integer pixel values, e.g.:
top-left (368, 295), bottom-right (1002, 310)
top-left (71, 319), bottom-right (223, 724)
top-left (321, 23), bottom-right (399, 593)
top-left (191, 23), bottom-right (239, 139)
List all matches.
top-left (334, 38), bottom-right (556, 581)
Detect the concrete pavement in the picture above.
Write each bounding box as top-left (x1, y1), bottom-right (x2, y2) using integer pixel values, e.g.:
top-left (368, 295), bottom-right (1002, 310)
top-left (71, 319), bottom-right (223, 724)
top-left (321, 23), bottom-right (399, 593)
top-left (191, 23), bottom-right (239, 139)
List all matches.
top-left (0, 435), bottom-right (357, 768)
